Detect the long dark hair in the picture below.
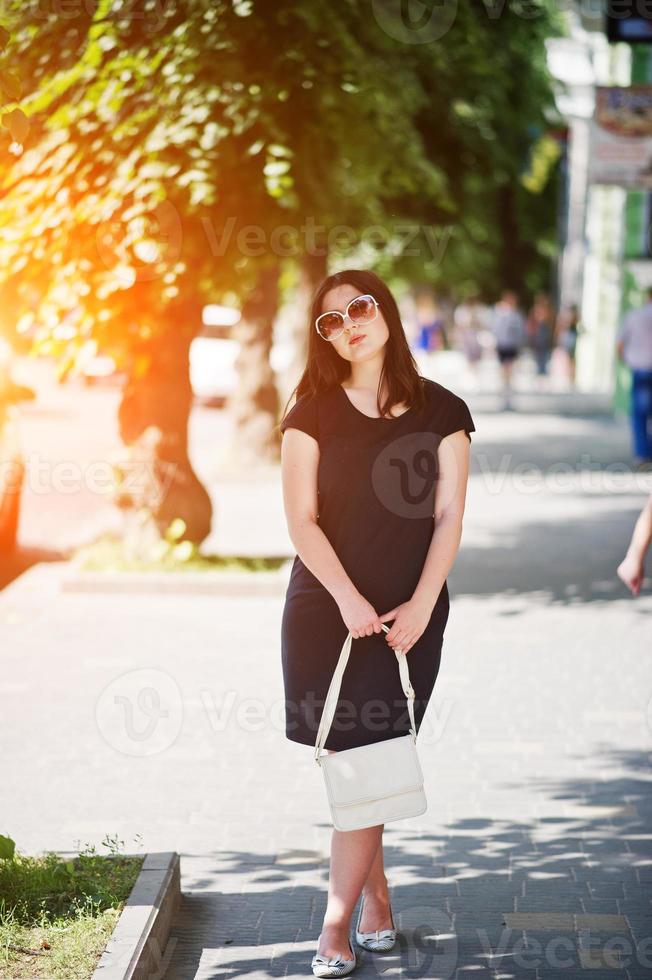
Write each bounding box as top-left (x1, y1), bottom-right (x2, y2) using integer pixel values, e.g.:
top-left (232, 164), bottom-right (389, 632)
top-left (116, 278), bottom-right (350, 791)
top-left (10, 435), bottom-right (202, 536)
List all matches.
top-left (278, 269), bottom-right (427, 428)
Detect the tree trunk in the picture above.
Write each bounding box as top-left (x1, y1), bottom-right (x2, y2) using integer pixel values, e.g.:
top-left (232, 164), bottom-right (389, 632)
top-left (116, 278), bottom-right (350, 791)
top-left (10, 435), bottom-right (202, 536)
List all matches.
top-left (229, 262), bottom-right (282, 466)
top-left (117, 311), bottom-right (212, 546)
top-left (281, 249), bottom-right (330, 404)
top-left (498, 183), bottom-right (534, 297)
top-left (302, 246), bottom-right (329, 297)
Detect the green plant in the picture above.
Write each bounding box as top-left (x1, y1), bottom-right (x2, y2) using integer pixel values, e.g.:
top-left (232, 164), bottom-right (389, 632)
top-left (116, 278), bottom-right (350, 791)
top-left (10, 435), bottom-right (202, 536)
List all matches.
top-left (0, 832), bottom-right (144, 925)
top-left (72, 516), bottom-right (285, 573)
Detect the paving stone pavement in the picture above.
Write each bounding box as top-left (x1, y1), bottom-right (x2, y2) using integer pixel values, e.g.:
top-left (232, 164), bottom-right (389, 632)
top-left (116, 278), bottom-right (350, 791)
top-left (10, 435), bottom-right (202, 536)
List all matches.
top-left (1, 391), bottom-right (651, 979)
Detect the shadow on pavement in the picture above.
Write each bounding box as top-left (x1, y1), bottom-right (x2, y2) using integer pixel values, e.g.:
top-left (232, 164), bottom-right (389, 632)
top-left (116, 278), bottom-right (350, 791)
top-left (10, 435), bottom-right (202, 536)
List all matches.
top-left (159, 746), bottom-right (652, 980)
top-left (449, 503), bottom-right (652, 606)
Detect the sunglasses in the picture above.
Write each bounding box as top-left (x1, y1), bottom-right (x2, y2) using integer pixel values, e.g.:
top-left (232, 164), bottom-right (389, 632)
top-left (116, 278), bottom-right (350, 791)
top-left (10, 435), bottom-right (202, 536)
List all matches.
top-left (315, 293), bottom-right (379, 341)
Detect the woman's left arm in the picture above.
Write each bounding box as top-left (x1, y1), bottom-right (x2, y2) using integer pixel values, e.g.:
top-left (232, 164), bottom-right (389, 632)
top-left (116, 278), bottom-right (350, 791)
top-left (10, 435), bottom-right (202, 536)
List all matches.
top-left (380, 429), bottom-right (471, 654)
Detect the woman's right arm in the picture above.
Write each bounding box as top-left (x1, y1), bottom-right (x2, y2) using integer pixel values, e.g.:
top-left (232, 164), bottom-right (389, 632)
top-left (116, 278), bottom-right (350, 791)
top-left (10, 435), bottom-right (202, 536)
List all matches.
top-left (281, 427), bottom-right (384, 637)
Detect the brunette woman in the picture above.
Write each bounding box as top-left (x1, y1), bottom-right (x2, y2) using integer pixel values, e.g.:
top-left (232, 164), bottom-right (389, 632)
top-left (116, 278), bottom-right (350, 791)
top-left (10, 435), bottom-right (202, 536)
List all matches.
top-left (278, 269), bottom-right (475, 977)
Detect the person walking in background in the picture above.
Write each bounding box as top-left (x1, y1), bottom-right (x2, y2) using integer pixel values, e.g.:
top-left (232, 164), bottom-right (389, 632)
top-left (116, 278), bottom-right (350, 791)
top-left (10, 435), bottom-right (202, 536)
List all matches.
top-left (616, 287), bottom-right (652, 470)
top-left (527, 292), bottom-right (555, 389)
top-left (414, 290), bottom-right (447, 355)
top-left (453, 294), bottom-right (485, 386)
top-left (617, 492), bottom-right (652, 595)
top-left (556, 303), bottom-right (582, 387)
top-left (489, 289), bottom-right (526, 411)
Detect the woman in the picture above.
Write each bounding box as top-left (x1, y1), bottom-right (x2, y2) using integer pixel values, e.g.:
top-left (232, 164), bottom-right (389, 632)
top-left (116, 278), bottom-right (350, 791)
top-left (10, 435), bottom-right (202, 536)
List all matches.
top-left (278, 269), bottom-right (475, 978)
top-left (489, 289), bottom-right (525, 411)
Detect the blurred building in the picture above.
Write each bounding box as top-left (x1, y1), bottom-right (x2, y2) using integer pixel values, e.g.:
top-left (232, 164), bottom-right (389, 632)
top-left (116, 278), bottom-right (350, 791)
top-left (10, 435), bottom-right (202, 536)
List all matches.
top-left (547, 3), bottom-right (649, 414)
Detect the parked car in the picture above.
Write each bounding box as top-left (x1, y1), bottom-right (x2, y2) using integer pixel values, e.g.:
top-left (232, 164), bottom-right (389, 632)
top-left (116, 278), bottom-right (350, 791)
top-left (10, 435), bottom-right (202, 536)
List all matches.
top-left (189, 304), bottom-right (296, 405)
top-left (74, 305), bottom-right (294, 405)
top-left (189, 318), bottom-right (240, 405)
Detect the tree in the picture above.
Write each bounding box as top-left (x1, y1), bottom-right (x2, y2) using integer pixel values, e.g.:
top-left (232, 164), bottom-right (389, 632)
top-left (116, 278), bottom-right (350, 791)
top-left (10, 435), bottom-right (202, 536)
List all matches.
top-left (353, 0), bottom-right (563, 302)
top-left (0, 1), bottom-right (450, 532)
top-left (0, 0), bottom-right (562, 544)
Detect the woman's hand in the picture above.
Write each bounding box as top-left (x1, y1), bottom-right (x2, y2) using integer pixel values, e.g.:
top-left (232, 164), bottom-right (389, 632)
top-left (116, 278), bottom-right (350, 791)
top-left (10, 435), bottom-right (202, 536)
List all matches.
top-left (337, 591), bottom-right (384, 639)
top-left (617, 551), bottom-right (645, 596)
top-left (378, 598), bottom-right (432, 655)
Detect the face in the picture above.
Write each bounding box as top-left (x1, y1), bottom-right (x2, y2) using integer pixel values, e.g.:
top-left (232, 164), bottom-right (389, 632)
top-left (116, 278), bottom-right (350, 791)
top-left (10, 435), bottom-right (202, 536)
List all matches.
top-left (318, 283), bottom-right (389, 362)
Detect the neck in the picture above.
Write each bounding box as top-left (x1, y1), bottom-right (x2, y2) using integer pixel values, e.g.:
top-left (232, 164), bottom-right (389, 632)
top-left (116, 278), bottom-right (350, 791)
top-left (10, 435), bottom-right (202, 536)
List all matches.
top-left (344, 351), bottom-right (386, 393)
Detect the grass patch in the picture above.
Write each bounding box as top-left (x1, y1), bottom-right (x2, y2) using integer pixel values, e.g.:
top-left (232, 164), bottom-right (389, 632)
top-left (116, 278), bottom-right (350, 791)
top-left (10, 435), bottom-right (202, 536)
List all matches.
top-left (0, 833), bottom-right (144, 979)
top-left (72, 533), bottom-right (286, 573)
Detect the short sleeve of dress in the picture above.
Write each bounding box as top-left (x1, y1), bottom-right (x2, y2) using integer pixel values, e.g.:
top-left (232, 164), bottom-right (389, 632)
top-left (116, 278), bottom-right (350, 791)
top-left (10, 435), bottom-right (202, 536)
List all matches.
top-left (440, 393), bottom-right (476, 443)
top-left (279, 392), bottom-right (319, 441)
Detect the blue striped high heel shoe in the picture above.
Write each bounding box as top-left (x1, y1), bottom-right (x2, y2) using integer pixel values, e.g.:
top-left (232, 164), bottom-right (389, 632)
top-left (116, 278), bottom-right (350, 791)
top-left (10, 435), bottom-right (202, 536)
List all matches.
top-left (311, 933), bottom-right (357, 977)
top-left (355, 894), bottom-right (397, 952)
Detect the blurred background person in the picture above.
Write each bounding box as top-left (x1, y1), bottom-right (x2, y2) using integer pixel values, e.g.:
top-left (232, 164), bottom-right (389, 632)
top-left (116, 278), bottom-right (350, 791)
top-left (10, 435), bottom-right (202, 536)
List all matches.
top-left (527, 292), bottom-right (555, 389)
top-left (616, 287), bottom-right (652, 469)
top-left (414, 290), bottom-right (447, 357)
top-left (617, 492), bottom-right (652, 596)
top-left (489, 289), bottom-right (527, 411)
top-left (555, 302), bottom-right (582, 387)
top-left (453, 294), bottom-right (485, 387)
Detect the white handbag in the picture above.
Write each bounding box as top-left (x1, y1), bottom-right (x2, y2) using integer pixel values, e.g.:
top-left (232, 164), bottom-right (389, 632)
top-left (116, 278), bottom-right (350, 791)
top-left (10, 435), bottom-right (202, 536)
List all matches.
top-left (314, 623), bottom-right (427, 831)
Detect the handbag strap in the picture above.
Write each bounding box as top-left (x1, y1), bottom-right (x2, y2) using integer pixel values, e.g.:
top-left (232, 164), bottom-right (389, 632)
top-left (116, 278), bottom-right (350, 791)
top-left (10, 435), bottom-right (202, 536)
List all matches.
top-left (314, 624), bottom-right (417, 766)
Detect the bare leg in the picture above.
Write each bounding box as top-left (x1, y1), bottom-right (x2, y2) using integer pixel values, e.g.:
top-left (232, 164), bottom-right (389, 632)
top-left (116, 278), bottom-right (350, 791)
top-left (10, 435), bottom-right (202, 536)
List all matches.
top-left (501, 359), bottom-right (515, 407)
top-left (317, 749), bottom-right (384, 959)
top-left (500, 361), bottom-right (510, 398)
top-left (359, 837), bottom-right (393, 932)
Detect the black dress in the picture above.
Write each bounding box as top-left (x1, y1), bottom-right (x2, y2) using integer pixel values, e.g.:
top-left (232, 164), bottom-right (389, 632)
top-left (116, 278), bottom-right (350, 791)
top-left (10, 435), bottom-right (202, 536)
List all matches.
top-left (280, 376), bottom-right (475, 751)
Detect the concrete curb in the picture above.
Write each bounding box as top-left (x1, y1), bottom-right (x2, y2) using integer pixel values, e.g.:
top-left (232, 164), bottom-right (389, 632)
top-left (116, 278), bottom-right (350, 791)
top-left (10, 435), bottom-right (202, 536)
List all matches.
top-left (92, 851), bottom-right (181, 980)
top-left (60, 564), bottom-right (292, 596)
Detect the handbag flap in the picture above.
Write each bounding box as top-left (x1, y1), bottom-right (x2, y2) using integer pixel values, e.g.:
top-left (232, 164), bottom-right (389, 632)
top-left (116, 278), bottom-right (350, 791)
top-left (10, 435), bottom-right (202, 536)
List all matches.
top-left (322, 735), bottom-right (424, 807)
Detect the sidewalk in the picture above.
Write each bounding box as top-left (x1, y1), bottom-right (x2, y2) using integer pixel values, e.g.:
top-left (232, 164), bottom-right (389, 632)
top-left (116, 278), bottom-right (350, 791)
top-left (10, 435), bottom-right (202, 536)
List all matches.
top-left (1, 388), bottom-right (651, 979)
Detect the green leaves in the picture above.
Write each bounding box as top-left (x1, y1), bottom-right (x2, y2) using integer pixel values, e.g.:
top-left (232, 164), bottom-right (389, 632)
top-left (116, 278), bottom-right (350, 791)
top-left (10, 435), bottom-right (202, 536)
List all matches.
top-left (0, 0), bottom-right (560, 363)
top-left (0, 22), bottom-right (28, 147)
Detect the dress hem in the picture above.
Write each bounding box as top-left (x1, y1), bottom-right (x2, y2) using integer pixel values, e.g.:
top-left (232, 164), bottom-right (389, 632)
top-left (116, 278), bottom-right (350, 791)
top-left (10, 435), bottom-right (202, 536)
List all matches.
top-left (285, 729), bottom-right (418, 751)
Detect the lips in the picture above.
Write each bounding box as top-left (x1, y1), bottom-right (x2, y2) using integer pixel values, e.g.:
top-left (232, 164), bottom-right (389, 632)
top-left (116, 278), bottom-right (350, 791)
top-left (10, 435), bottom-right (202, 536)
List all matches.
top-left (349, 334), bottom-right (365, 346)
